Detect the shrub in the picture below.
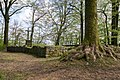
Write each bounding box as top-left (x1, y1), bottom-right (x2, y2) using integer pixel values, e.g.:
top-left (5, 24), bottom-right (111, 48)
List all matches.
top-left (0, 40), bottom-right (5, 51)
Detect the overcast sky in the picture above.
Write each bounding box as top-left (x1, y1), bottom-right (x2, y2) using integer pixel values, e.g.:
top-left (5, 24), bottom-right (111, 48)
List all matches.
top-left (9, 0), bottom-right (50, 29)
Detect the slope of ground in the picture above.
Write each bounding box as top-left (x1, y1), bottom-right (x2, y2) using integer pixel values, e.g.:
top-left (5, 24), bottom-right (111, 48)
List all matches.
top-left (0, 52), bottom-right (120, 80)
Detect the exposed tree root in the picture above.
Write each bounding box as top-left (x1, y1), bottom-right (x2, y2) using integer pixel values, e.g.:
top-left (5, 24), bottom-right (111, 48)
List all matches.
top-left (61, 45), bottom-right (119, 62)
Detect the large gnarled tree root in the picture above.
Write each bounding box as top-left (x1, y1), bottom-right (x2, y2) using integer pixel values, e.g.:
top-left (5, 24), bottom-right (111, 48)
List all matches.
top-left (61, 45), bottom-right (119, 62)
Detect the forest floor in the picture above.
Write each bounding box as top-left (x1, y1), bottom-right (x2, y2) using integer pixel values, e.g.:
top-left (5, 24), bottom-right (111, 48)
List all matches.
top-left (0, 52), bottom-right (120, 80)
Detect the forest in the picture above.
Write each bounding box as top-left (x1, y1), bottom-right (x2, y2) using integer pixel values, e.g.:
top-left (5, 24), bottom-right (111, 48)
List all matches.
top-left (0, 0), bottom-right (120, 80)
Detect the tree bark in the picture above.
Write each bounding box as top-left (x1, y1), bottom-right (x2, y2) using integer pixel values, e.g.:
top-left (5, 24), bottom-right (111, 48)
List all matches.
top-left (80, 0), bottom-right (84, 44)
top-left (30, 24), bottom-right (34, 46)
top-left (84, 0), bottom-right (98, 46)
top-left (30, 9), bottom-right (35, 46)
top-left (55, 32), bottom-right (61, 46)
top-left (111, 0), bottom-right (119, 46)
top-left (4, 15), bottom-right (9, 46)
top-left (104, 13), bottom-right (110, 45)
top-left (102, 11), bottom-right (109, 45)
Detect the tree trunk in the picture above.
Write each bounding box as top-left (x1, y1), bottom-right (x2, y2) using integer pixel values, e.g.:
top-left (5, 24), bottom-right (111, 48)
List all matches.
top-left (80, 0), bottom-right (84, 44)
top-left (105, 13), bottom-right (110, 45)
top-left (30, 24), bottom-right (34, 46)
top-left (55, 33), bottom-right (61, 46)
top-left (26, 28), bottom-right (30, 40)
top-left (103, 12), bottom-right (110, 45)
top-left (30, 26), bottom-right (34, 39)
top-left (4, 15), bottom-right (9, 47)
top-left (30, 9), bottom-right (35, 46)
top-left (14, 33), bottom-right (20, 46)
top-left (111, 0), bottom-right (119, 46)
top-left (61, 0), bottom-right (118, 62)
top-left (14, 28), bottom-right (17, 46)
top-left (84, 0), bottom-right (98, 46)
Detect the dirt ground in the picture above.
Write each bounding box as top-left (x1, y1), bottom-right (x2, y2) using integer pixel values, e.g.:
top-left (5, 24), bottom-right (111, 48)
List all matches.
top-left (0, 52), bottom-right (120, 80)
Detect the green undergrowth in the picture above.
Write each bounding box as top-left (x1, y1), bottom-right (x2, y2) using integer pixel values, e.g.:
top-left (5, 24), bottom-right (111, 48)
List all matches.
top-left (0, 41), bottom-right (5, 51)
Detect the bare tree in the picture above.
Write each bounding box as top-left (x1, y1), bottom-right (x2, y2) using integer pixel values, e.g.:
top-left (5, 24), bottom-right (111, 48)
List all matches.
top-left (0, 0), bottom-right (28, 47)
top-left (48, 0), bottom-right (72, 45)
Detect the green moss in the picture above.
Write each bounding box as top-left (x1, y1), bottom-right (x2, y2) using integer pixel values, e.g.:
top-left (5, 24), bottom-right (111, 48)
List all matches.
top-left (85, 0), bottom-right (99, 46)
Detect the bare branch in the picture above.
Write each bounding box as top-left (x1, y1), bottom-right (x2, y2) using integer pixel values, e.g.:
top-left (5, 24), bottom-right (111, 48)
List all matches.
top-left (4, 0), bottom-right (8, 8)
top-left (0, 2), bottom-right (5, 17)
top-left (69, 3), bottom-right (80, 13)
top-left (8, 0), bottom-right (17, 9)
top-left (62, 0), bottom-right (67, 26)
top-left (48, 10), bottom-right (58, 27)
top-left (9, 5), bottom-right (29, 17)
top-left (11, 0), bottom-right (17, 5)
top-left (34, 13), bottom-right (47, 24)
